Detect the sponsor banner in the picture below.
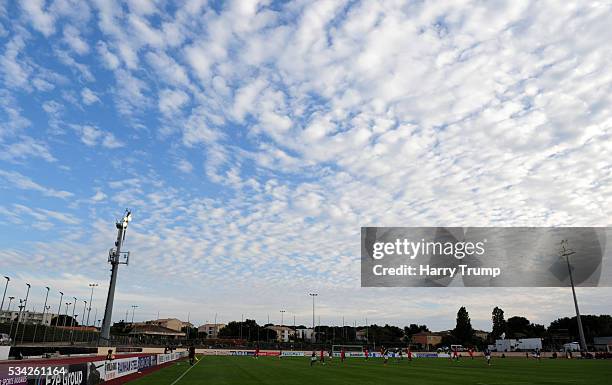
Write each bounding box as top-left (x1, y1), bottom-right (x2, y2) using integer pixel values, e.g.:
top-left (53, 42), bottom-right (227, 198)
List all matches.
top-left (415, 353), bottom-right (438, 358)
top-left (28, 363), bottom-right (88, 385)
top-left (362, 227), bottom-right (612, 287)
top-left (137, 356), bottom-right (154, 370)
top-left (438, 353), bottom-right (451, 358)
top-left (229, 351), bottom-right (254, 356)
top-left (259, 351), bottom-right (279, 357)
top-left (85, 362), bottom-right (105, 385)
top-left (0, 365), bottom-right (28, 385)
top-left (156, 354), bottom-right (172, 364)
top-left (0, 353), bottom-right (177, 385)
top-left (280, 351), bottom-right (304, 357)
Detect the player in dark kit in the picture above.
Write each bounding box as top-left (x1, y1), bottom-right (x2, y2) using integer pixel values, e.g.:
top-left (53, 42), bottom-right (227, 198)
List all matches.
top-left (188, 346), bottom-right (196, 365)
top-left (484, 348), bottom-right (492, 366)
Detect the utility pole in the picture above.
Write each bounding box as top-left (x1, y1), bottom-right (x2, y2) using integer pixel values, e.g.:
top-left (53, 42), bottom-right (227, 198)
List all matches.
top-left (1, 276), bottom-right (9, 311)
top-left (87, 283), bottom-right (98, 326)
top-left (560, 240), bottom-right (588, 352)
top-left (100, 210), bottom-right (132, 344)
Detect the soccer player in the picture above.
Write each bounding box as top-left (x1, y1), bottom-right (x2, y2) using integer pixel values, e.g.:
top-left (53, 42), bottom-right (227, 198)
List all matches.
top-left (340, 348), bottom-right (346, 363)
top-left (364, 348), bottom-right (369, 360)
top-left (320, 348), bottom-right (326, 365)
top-left (452, 347), bottom-right (460, 361)
top-left (407, 347), bottom-right (413, 362)
top-left (534, 348), bottom-right (541, 361)
top-left (188, 346), bottom-right (196, 365)
top-left (468, 348), bottom-right (474, 360)
top-left (254, 346), bottom-right (260, 359)
top-left (383, 348), bottom-right (389, 365)
top-left (310, 351), bottom-right (317, 367)
top-left (484, 347), bottom-right (492, 366)
top-left (397, 349), bottom-right (403, 363)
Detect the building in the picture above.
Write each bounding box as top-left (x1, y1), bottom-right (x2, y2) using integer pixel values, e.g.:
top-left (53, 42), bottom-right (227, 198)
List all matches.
top-left (265, 325), bottom-right (295, 342)
top-left (474, 330), bottom-right (489, 341)
top-left (594, 336), bottom-right (612, 352)
top-left (411, 332), bottom-right (443, 349)
top-left (494, 338), bottom-right (542, 352)
top-left (295, 327), bottom-right (314, 341)
top-left (0, 310), bottom-right (56, 326)
top-left (144, 318), bottom-right (191, 332)
top-left (355, 329), bottom-right (368, 342)
top-left (128, 324), bottom-right (186, 339)
top-left (198, 323), bottom-right (226, 339)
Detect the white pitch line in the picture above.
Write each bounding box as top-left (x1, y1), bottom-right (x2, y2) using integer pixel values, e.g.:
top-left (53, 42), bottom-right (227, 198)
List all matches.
top-left (169, 358), bottom-right (202, 385)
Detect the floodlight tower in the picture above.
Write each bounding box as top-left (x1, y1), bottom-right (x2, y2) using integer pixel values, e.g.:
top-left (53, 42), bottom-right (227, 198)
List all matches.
top-left (560, 240), bottom-right (587, 352)
top-left (100, 210), bottom-right (132, 344)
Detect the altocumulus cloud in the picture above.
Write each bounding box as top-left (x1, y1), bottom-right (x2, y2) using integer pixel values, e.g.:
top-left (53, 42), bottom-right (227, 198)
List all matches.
top-left (0, 0), bottom-right (611, 329)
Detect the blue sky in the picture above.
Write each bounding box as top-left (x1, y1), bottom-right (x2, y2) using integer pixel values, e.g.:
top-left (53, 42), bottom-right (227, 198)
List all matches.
top-left (1, 0), bottom-right (611, 331)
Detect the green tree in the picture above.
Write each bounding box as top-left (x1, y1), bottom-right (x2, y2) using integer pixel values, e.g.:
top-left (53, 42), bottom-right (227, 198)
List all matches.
top-left (452, 306), bottom-right (474, 344)
top-left (491, 306), bottom-right (506, 340)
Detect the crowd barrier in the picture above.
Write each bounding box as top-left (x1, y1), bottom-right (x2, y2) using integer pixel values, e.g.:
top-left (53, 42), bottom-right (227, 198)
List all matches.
top-left (0, 351), bottom-right (188, 384)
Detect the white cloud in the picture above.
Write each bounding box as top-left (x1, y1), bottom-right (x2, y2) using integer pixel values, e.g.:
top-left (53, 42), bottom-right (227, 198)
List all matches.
top-left (176, 159), bottom-right (193, 173)
top-left (63, 25), bottom-right (89, 54)
top-left (76, 125), bottom-right (124, 149)
top-left (21, 0), bottom-right (55, 37)
top-left (81, 87), bottom-right (100, 105)
top-left (158, 89), bottom-right (189, 116)
top-left (0, 170), bottom-right (72, 199)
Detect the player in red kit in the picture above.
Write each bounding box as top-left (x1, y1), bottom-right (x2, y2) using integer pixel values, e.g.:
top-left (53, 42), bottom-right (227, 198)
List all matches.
top-left (468, 348), bottom-right (474, 359)
top-left (320, 348), bottom-right (326, 365)
top-left (254, 346), bottom-right (260, 359)
top-left (340, 348), bottom-right (346, 363)
top-left (364, 348), bottom-right (369, 360)
top-left (407, 347), bottom-right (413, 362)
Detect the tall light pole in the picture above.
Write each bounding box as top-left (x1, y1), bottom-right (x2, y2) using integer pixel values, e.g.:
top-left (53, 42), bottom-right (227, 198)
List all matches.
top-left (309, 293), bottom-right (317, 342)
top-left (560, 240), bottom-right (588, 352)
top-left (280, 310), bottom-right (286, 342)
top-left (52, 291), bottom-right (63, 342)
top-left (1, 276), bottom-right (9, 311)
top-left (33, 286), bottom-right (50, 343)
top-left (87, 283), bottom-right (98, 326)
top-left (14, 283), bottom-right (30, 346)
top-left (101, 210), bottom-right (132, 344)
top-left (131, 305), bottom-right (138, 324)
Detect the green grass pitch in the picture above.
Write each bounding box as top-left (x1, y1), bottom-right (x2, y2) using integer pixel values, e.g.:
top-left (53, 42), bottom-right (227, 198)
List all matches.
top-left (128, 356), bottom-right (612, 385)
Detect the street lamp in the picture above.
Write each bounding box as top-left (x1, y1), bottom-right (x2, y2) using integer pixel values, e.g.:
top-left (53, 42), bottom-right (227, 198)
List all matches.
top-left (70, 297), bottom-right (77, 342)
top-left (61, 301), bottom-right (71, 342)
top-left (560, 240), bottom-right (588, 352)
top-left (87, 283), bottom-right (98, 326)
top-left (101, 210), bottom-right (132, 344)
top-left (52, 291), bottom-right (64, 343)
top-left (81, 301), bottom-right (87, 325)
top-left (1, 276), bottom-right (9, 311)
top-left (7, 296), bottom-right (15, 341)
top-left (14, 283), bottom-right (30, 346)
top-left (33, 286), bottom-right (50, 343)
